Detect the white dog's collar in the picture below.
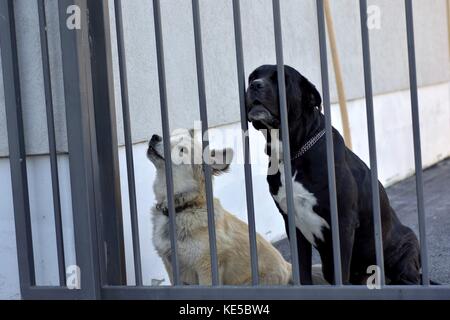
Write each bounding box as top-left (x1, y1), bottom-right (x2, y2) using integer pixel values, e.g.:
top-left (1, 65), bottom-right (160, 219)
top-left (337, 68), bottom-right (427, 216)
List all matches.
top-left (155, 193), bottom-right (199, 217)
top-left (156, 202), bottom-right (194, 216)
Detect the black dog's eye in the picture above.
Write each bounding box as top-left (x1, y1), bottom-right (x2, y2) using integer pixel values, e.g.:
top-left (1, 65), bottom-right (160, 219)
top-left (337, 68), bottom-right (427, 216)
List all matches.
top-left (270, 74), bottom-right (277, 81)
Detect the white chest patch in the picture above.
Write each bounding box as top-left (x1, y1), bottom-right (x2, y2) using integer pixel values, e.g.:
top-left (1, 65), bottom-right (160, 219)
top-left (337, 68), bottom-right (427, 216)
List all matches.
top-left (271, 163), bottom-right (330, 246)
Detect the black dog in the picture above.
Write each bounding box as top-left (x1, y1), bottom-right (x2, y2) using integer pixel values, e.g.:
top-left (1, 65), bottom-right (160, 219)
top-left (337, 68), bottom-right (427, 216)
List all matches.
top-left (246, 65), bottom-right (421, 285)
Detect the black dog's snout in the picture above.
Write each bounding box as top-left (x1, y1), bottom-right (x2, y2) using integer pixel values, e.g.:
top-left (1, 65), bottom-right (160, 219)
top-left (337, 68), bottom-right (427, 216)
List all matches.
top-left (249, 79), bottom-right (265, 90)
top-left (150, 134), bottom-right (162, 145)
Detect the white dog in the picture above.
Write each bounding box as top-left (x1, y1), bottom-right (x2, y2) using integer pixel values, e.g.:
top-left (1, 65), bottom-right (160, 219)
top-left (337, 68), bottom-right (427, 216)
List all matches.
top-left (147, 129), bottom-right (295, 285)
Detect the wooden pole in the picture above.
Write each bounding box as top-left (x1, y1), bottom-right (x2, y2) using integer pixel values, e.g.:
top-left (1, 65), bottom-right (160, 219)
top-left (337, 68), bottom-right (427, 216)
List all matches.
top-left (447, 0), bottom-right (450, 61)
top-left (324, 0), bottom-right (352, 149)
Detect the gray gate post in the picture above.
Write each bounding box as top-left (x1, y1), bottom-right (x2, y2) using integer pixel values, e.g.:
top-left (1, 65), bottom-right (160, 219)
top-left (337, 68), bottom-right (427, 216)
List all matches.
top-left (0, 0), bottom-right (36, 298)
top-left (86, 0), bottom-right (127, 287)
top-left (58, 0), bottom-right (104, 299)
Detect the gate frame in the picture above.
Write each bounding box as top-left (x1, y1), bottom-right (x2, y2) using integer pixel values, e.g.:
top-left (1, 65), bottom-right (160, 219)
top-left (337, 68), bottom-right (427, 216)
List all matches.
top-left (3, 0), bottom-right (450, 300)
top-left (1, 0), bottom-right (125, 299)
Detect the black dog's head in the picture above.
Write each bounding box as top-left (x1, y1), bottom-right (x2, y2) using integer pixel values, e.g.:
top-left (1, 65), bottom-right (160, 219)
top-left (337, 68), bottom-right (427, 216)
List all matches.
top-left (246, 65), bottom-right (322, 137)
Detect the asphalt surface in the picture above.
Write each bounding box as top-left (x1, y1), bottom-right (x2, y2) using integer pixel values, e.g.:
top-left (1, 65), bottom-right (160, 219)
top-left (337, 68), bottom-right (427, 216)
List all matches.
top-left (274, 158), bottom-right (450, 284)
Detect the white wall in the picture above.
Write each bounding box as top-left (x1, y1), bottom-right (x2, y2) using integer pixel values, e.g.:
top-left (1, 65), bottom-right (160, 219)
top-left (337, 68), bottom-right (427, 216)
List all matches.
top-left (0, 155), bottom-right (75, 299)
top-left (1, 81), bottom-right (448, 296)
top-left (0, 161), bottom-right (20, 299)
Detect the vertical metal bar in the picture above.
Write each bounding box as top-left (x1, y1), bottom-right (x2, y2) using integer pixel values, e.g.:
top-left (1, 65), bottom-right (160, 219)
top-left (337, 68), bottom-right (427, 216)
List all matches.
top-left (0, 0), bottom-right (37, 291)
top-left (316, 0), bottom-right (343, 285)
top-left (37, 0), bottom-right (67, 286)
top-left (405, 0), bottom-right (429, 286)
top-left (191, 0), bottom-right (220, 285)
top-left (113, 0), bottom-right (143, 286)
top-left (88, 0), bottom-right (127, 286)
top-left (359, 0), bottom-right (385, 286)
top-left (272, 0), bottom-right (301, 285)
top-left (152, 0), bottom-right (181, 286)
top-left (232, 0), bottom-right (259, 286)
top-left (58, 0), bottom-right (101, 298)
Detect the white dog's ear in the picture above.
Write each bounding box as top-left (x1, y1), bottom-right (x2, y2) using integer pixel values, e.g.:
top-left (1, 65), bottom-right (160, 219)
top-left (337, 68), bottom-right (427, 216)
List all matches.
top-left (210, 148), bottom-right (234, 176)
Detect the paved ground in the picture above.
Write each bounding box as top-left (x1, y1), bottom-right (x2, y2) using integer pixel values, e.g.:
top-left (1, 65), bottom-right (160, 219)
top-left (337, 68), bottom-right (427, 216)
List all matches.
top-left (274, 158), bottom-right (450, 284)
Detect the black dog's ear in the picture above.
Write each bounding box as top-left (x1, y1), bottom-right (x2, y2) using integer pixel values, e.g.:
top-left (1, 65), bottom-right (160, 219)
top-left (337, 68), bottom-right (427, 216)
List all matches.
top-left (301, 77), bottom-right (322, 110)
top-left (308, 85), bottom-right (322, 109)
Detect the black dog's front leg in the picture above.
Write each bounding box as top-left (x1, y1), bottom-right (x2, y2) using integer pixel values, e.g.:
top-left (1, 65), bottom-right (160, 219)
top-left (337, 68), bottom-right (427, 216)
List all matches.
top-left (337, 219), bottom-right (356, 284)
top-left (319, 213), bottom-right (356, 285)
top-left (282, 214), bottom-right (313, 285)
top-left (298, 231), bottom-right (313, 285)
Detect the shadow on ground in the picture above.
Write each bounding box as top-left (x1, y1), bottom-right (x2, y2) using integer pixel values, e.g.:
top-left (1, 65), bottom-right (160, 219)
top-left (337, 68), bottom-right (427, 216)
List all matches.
top-left (274, 158), bottom-right (450, 284)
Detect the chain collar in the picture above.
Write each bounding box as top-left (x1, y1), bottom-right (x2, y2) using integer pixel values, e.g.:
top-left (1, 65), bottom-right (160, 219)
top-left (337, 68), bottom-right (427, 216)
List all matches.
top-left (156, 198), bottom-right (198, 217)
top-left (291, 129), bottom-right (326, 161)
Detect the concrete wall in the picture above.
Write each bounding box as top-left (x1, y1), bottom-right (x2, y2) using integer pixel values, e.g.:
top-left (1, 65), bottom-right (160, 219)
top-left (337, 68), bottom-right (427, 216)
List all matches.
top-left (0, 155), bottom-right (76, 296)
top-left (1, 0), bottom-right (449, 156)
top-left (0, 0), bottom-right (68, 157)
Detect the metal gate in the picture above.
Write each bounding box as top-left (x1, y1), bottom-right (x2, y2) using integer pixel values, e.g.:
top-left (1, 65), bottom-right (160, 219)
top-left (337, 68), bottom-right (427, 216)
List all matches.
top-left (1, 0), bottom-right (449, 299)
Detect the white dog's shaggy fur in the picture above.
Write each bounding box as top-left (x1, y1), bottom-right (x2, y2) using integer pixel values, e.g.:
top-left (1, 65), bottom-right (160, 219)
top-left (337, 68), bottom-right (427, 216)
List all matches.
top-left (147, 129), bottom-right (327, 285)
top-left (147, 129), bottom-right (294, 285)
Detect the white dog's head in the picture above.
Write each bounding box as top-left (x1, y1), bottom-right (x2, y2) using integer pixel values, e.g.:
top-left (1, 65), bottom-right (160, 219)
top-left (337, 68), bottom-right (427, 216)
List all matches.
top-left (147, 128), bottom-right (234, 208)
